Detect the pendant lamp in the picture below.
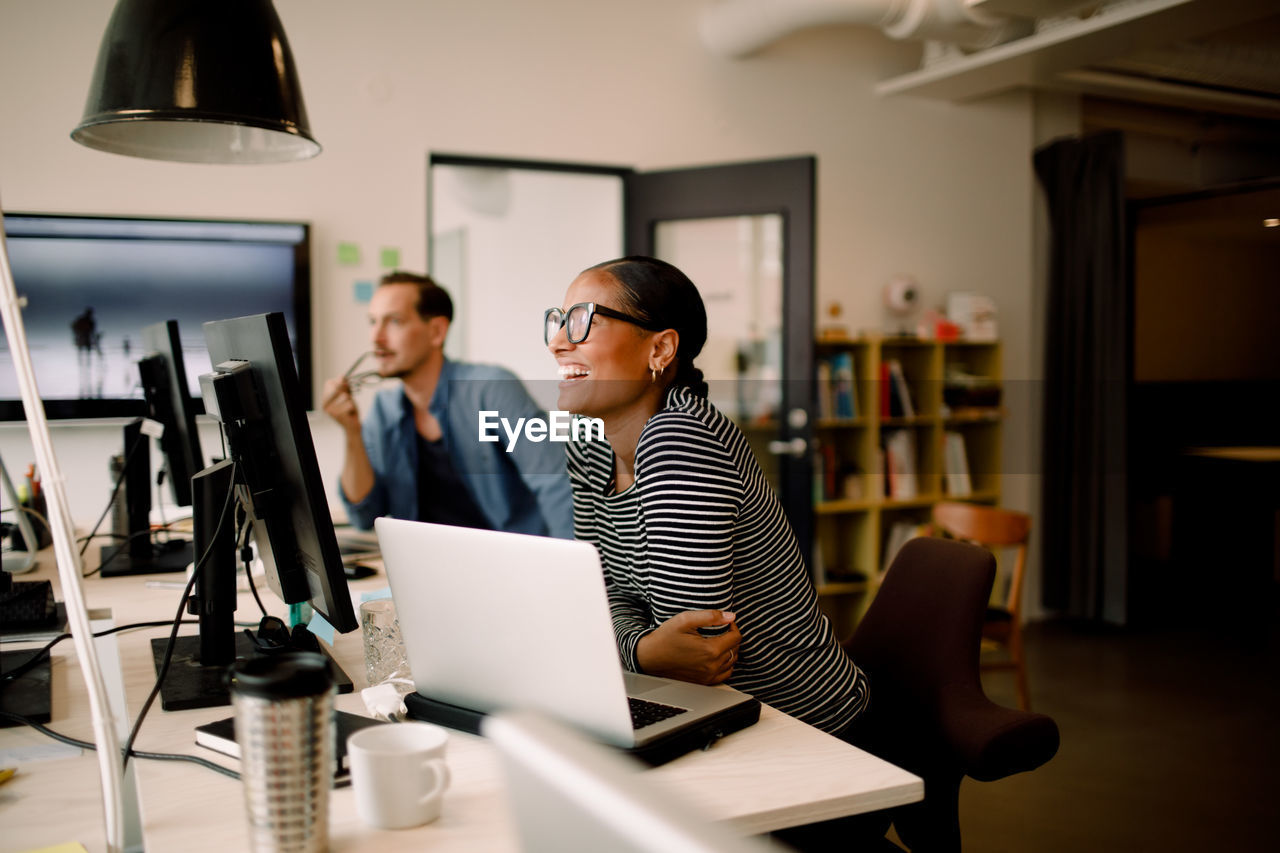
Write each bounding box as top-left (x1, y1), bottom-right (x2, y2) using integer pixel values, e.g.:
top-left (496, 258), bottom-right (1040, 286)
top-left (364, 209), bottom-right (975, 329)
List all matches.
top-left (71, 0), bottom-right (321, 164)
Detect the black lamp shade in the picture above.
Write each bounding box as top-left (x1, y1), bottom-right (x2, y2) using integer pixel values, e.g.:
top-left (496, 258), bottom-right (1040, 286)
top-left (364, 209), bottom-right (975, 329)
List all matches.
top-left (71, 0), bottom-right (321, 164)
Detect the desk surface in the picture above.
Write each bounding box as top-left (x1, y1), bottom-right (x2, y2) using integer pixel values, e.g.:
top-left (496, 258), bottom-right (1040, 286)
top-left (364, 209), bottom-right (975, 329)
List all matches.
top-left (2, 547), bottom-right (921, 852)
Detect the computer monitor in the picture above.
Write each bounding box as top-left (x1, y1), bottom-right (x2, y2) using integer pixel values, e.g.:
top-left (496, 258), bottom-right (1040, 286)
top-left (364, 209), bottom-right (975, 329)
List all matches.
top-left (150, 311), bottom-right (356, 710)
top-left (484, 710), bottom-right (785, 853)
top-left (97, 320), bottom-right (205, 577)
top-left (140, 320), bottom-right (203, 506)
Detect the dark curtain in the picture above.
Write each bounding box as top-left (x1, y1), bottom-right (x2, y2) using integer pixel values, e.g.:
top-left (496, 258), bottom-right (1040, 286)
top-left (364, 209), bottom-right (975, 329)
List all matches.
top-left (1034, 131), bottom-right (1129, 624)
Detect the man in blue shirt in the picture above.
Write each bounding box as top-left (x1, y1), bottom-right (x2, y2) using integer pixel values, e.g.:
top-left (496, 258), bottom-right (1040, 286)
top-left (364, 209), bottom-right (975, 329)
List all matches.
top-left (322, 271), bottom-right (572, 538)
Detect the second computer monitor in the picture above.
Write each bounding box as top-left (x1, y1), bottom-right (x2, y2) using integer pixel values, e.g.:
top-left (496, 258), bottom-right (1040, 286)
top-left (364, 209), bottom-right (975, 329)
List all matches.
top-left (139, 320), bottom-right (203, 507)
top-left (201, 311), bottom-right (357, 633)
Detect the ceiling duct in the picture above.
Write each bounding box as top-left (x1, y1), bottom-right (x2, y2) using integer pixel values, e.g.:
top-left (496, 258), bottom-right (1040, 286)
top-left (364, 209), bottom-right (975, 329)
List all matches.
top-left (699, 0), bottom-right (1280, 117)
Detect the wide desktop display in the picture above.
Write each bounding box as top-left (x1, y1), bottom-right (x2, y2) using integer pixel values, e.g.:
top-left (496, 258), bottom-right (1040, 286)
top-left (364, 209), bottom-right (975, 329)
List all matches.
top-left (0, 213), bottom-right (312, 419)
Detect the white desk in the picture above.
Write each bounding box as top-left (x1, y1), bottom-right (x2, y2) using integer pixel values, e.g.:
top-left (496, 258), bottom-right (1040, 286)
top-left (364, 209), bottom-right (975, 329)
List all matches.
top-left (1, 552), bottom-right (921, 852)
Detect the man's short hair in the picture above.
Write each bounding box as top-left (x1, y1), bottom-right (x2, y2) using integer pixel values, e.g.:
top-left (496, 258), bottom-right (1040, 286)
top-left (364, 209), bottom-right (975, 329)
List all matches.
top-left (379, 270), bottom-right (454, 321)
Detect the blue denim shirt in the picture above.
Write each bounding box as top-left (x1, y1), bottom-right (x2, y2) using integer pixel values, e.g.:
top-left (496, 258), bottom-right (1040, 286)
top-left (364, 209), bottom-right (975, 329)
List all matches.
top-left (341, 359), bottom-right (573, 539)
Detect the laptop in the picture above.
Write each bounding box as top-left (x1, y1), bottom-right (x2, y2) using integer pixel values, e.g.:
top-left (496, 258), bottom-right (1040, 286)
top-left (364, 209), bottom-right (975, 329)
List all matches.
top-left (374, 517), bottom-right (761, 766)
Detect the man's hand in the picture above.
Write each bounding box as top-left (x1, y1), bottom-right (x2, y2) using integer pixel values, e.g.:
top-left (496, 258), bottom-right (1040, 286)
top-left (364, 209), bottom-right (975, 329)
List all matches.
top-left (322, 377), bottom-right (361, 433)
top-left (635, 610), bottom-right (741, 685)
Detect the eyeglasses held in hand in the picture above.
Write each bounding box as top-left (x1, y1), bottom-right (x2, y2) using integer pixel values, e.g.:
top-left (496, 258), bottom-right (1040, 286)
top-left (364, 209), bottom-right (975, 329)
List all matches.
top-left (343, 351), bottom-right (384, 389)
top-left (543, 302), bottom-right (662, 345)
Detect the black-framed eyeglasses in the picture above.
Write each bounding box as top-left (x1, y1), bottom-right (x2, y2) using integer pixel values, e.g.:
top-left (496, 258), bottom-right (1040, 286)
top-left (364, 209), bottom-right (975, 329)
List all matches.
top-left (543, 302), bottom-right (661, 345)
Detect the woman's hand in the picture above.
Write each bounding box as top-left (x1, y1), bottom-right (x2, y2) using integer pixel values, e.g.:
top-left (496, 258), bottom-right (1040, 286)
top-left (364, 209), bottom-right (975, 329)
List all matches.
top-left (636, 610), bottom-right (741, 685)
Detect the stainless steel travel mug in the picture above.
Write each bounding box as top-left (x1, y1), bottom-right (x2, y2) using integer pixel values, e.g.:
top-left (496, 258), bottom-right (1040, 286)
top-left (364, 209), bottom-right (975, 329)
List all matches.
top-left (229, 651), bottom-right (335, 853)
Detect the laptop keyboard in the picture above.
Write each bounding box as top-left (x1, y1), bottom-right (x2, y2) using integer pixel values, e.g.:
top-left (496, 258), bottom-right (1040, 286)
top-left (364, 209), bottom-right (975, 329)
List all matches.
top-left (628, 697), bottom-right (689, 730)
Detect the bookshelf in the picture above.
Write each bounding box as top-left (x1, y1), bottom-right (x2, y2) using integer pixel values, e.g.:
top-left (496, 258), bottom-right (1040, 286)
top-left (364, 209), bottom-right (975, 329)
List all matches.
top-left (811, 336), bottom-right (1003, 643)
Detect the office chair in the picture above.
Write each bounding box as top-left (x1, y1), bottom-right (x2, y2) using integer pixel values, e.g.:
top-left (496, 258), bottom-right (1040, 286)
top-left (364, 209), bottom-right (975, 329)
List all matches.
top-left (844, 536), bottom-right (1059, 852)
top-left (930, 501), bottom-right (1033, 710)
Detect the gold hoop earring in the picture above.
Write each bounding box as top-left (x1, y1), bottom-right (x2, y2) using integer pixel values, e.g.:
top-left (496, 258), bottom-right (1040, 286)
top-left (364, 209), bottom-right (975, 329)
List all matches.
top-left (651, 365), bottom-right (665, 384)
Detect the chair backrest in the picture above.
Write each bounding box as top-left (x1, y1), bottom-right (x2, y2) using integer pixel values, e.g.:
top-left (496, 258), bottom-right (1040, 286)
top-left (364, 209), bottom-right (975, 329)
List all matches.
top-left (931, 502), bottom-right (1031, 618)
top-left (850, 536), bottom-right (995, 712)
top-left (845, 537), bottom-right (997, 851)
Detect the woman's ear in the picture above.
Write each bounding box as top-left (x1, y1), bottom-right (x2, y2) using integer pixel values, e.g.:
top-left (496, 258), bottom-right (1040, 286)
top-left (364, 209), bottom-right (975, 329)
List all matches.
top-left (650, 329), bottom-right (679, 371)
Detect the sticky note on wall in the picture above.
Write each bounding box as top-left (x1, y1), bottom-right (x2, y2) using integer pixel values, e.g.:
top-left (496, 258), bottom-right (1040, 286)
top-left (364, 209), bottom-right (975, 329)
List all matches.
top-left (337, 242), bottom-right (360, 265)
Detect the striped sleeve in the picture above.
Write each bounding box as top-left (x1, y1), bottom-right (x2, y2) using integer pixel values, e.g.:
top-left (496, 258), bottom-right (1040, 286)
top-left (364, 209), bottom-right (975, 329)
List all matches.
top-left (633, 412), bottom-right (743, 622)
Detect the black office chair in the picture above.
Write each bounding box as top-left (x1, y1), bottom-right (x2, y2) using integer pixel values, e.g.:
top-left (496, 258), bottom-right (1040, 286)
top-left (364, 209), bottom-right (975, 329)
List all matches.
top-left (844, 536), bottom-right (1060, 852)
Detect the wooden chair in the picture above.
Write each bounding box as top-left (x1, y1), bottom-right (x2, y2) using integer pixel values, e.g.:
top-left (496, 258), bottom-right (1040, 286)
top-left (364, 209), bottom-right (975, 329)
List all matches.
top-left (930, 501), bottom-right (1033, 710)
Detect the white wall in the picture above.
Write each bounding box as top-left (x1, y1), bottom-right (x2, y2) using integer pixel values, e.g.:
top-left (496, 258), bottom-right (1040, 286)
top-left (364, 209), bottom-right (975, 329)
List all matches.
top-left (0, 1), bottom-right (1041, 540)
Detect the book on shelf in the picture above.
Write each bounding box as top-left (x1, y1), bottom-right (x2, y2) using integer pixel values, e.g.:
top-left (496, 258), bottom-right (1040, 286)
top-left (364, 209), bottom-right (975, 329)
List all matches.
top-left (883, 430), bottom-right (918, 500)
top-left (885, 358), bottom-right (915, 418)
top-left (816, 358), bottom-right (834, 419)
top-left (879, 362), bottom-right (891, 419)
top-left (944, 431), bottom-right (973, 497)
top-left (822, 443), bottom-right (838, 501)
top-left (830, 351), bottom-right (857, 419)
top-left (812, 445), bottom-right (825, 504)
top-left (881, 520), bottom-right (927, 574)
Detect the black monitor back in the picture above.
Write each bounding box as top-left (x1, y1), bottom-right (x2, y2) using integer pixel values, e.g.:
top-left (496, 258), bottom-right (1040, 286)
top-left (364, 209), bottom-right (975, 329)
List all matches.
top-left (202, 312), bottom-right (356, 633)
top-left (140, 320), bottom-right (203, 507)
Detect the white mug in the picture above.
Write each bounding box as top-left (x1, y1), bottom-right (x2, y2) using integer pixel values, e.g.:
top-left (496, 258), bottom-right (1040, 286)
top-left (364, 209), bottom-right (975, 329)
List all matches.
top-left (348, 721), bottom-right (452, 830)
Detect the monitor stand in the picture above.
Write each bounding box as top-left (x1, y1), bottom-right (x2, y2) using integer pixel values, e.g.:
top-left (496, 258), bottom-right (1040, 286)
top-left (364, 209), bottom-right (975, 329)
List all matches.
top-left (98, 539), bottom-right (193, 577)
top-left (148, 461), bottom-right (351, 711)
top-left (0, 649), bottom-right (52, 727)
top-left (98, 418), bottom-right (193, 577)
top-left (150, 633), bottom-right (353, 711)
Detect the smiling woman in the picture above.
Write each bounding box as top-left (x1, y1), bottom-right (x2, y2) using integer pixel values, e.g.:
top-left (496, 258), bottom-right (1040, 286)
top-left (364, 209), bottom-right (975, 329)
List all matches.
top-left (551, 255), bottom-right (871, 741)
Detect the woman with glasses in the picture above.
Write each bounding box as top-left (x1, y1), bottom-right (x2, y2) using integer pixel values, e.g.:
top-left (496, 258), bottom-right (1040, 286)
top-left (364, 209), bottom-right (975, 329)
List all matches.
top-left (546, 256), bottom-right (869, 739)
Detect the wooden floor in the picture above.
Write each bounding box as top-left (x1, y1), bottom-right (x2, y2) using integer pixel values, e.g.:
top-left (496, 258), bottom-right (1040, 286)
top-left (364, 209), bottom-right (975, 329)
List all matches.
top-left (959, 615), bottom-right (1280, 852)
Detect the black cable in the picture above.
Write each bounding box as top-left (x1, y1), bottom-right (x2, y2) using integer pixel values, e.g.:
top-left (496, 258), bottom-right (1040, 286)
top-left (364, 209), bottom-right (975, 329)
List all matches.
top-left (243, 548), bottom-right (267, 619)
top-left (121, 462), bottom-right (238, 772)
top-left (81, 528), bottom-right (164, 578)
top-left (0, 709), bottom-right (240, 781)
top-left (236, 507), bottom-right (267, 618)
top-left (0, 620), bottom-right (200, 686)
top-left (0, 503), bottom-right (53, 545)
top-left (77, 518), bottom-right (184, 547)
top-left (78, 428), bottom-right (147, 560)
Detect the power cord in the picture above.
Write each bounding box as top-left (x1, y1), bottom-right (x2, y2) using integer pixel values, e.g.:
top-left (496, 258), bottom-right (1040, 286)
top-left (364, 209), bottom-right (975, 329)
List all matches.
top-left (237, 507), bottom-right (268, 619)
top-left (0, 504), bottom-right (52, 551)
top-left (0, 619), bottom-right (198, 686)
top-left (0, 709), bottom-right (240, 781)
top-left (0, 616), bottom-right (264, 687)
top-left (82, 529), bottom-right (170, 579)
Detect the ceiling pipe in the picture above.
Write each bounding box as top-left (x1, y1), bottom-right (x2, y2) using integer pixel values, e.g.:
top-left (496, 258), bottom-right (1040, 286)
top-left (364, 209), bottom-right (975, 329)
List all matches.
top-left (698, 0), bottom-right (1031, 58)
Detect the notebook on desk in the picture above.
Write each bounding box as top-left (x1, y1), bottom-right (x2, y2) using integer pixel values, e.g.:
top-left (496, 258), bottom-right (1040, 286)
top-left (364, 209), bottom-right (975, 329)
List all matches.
top-left (374, 518), bottom-right (760, 766)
